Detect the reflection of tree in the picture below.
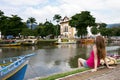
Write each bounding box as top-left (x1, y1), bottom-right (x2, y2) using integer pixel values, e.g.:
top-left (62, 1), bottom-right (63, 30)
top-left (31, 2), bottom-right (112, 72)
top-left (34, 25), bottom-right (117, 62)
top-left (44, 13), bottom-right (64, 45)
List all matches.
top-left (69, 54), bottom-right (87, 68)
top-left (54, 60), bottom-right (61, 65)
top-left (72, 44), bottom-right (89, 68)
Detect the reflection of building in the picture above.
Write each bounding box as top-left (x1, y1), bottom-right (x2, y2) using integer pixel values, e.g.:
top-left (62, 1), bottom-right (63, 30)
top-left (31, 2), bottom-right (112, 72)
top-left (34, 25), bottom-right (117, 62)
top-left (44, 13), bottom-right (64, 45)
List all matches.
top-left (60, 16), bottom-right (77, 38)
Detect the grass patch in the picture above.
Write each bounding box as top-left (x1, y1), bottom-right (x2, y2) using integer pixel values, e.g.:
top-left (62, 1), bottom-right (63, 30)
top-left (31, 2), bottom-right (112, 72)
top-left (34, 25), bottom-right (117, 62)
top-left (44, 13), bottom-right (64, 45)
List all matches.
top-left (39, 68), bottom-right (90, 80)
top-left (117, 59), bottom-right (120, 62)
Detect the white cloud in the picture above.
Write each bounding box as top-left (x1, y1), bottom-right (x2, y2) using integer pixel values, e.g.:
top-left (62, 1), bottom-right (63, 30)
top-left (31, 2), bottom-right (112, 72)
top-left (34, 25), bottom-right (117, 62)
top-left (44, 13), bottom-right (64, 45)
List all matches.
top-left (19, 6), bottom-right (61, 23)
top-left (105, 0), bottom-right (120, 10)
top-left (0, 0), bottom-right (120, 24)
top-left (2, 0), bottom-right (47, 6)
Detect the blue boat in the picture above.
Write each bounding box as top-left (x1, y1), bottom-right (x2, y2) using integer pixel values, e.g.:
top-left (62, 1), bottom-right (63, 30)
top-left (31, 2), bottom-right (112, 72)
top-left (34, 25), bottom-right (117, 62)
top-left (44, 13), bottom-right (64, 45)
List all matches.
top-left (0, 53), bottom-right (35, 80)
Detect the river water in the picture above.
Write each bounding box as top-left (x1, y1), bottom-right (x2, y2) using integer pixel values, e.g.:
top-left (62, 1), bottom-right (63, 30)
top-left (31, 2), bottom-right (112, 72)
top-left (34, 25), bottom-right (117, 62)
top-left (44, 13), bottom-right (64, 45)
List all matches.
top-left (0, 43), bottom-right (120, 80)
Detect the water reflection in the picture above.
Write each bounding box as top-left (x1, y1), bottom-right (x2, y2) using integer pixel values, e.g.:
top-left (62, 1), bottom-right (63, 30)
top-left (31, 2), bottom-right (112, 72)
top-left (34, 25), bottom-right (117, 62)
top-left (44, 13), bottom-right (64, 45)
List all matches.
top-left (0, 44), bottom-right (120, 80)
top-left (25, 44), bottom-right (93, 79)
top-left (0, 46), bottom-right (37, 59)
top-left (26, 44), bottom-right (120, 80)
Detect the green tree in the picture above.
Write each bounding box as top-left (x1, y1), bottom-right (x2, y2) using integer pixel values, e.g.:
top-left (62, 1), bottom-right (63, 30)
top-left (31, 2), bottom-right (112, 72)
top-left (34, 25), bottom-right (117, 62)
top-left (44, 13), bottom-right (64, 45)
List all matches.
top-left (98, 23), bottom-right (107, 29)
top-left (0, 16), bottom-right (9, 36)
top-left (53, 14), bottom-right (62, 37)
top-left (21, 28), bottom-right (35, 37)
top-left (96, 23), bottom-right (108, 36)
top-left (100, 28), bottom-right (110, 36)
top-left (0, 10), bottom-right (4, 16)
top-left (44, 21), bottom-right (56, 36)
top-left (34, 26), bottom-right (46, 38)
top-left (0, 10), bottom-right (5, 32)
top-left (69, 11), bottom-right (96, 37)
top-left (91, 23), bottom-right (107, 35)
top-left (91, 26), bottom-right (98, 34)
top-left (38, 22), bottom-right (44, 26)
top-left (34, 21), bottom-right (56, 38)
top-left (53, 14), bottom-right (62, 23)
top-left (9, 15), bottom-right (26, 36)
top-left (112, 27), bottom-right (120, 36)
top-left (0, 13), bottom-right (26, 37)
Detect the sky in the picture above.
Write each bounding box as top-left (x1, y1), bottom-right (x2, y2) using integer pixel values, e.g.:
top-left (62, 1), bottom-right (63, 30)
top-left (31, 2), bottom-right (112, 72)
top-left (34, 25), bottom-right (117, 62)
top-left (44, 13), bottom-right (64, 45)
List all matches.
top-left (0, 0), bottom-right (120, 24)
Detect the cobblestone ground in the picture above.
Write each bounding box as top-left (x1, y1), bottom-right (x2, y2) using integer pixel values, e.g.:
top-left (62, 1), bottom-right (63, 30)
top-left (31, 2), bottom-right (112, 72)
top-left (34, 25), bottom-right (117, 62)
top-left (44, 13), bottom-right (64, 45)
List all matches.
top-left (58, 64), bottom-right (120, 80)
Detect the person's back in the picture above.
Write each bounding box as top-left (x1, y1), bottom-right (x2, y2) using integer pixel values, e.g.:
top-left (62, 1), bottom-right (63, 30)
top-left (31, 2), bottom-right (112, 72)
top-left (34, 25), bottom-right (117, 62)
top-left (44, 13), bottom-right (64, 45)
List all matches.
top-left (86, 49), bottom-right (100, 68)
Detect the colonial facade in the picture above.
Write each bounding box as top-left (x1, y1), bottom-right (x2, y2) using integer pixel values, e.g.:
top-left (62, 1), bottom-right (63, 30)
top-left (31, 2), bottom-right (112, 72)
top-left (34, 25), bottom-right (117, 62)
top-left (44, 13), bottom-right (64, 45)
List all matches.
top-left (60, 16), bottom-right (77, 38)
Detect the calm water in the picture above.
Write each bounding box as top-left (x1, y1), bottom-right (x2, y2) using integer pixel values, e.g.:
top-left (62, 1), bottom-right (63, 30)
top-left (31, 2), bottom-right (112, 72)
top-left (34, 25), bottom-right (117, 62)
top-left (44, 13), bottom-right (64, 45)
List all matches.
top-left (0, 44), bottom-right (120, 80)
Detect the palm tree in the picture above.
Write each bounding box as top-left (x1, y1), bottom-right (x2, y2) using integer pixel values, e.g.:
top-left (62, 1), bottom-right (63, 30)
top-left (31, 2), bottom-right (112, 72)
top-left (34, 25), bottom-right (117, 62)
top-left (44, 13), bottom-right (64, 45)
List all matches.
top-left (0, 10), bottom-right (4, 16)
top-left (53, 14), bottom-right (61, 24)
top-left (28, 17), bottom-right (37, 29)
top-left (53, 14), bottom-right (62, 37)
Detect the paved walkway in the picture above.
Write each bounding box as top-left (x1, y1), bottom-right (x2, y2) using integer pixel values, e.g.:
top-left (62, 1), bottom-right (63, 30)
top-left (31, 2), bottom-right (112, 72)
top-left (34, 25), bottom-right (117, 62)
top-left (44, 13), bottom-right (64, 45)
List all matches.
top-left (57, 64), bottom-right (120, 80)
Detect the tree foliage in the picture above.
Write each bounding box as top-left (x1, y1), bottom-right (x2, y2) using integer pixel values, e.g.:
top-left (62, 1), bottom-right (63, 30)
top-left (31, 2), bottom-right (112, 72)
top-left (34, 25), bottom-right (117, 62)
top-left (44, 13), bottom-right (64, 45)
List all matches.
top-left (53, 14), bottom-right (62, 23)
top-left (69, 11), bottom-right (96, 37)
top-left (34, 21), bottom-right (57, 38)
top-left (53, 14), bottom-right (62, 37)
top-left (0, 10), bottom-right (119, 39)
top-left (0, 14), bottom-right (26, 37)
top-left (0, 10), bottom-right (4, 16)
top-left (91, 23), bottom-right (107, 35)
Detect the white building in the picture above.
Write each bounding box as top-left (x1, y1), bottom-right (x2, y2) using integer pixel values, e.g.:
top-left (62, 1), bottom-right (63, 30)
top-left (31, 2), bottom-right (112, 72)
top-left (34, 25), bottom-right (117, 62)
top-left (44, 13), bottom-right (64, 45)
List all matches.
top-left (60, 16), bottom-right (77, 38)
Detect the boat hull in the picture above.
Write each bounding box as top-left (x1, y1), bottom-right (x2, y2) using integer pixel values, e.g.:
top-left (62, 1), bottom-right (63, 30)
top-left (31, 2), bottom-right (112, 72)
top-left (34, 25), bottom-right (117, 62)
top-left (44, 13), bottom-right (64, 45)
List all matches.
top-left (0, 60), bottom-right (28, 80)
top-left (0, 43), bottom-right (21, 47)
top-left (6, 63), bottom-right (28, 80)
top-left (55, 41), bottom-right (76, 44)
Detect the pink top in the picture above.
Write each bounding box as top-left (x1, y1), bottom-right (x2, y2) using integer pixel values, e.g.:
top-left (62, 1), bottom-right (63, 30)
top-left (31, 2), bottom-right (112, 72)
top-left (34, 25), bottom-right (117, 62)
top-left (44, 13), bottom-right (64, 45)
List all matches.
top-left (86, 50), bottom-right (100, 68)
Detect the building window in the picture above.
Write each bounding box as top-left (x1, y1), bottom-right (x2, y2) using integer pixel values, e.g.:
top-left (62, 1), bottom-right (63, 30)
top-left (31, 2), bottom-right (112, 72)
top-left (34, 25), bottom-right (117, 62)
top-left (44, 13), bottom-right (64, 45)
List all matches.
top-left (64, 26), bottom-right (68, 32)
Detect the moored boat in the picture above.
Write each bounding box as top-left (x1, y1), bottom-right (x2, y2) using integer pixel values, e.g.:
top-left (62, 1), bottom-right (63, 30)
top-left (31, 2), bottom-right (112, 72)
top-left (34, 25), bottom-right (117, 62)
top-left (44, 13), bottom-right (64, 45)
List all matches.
top-left (0, 40), bottom-right (21, 47)
top-left (0, 53), bottom-right (35, 80)
top-left (79, 38), bottom-right (94, 44)
top-left (55, 38), bottom-right (76, 44)
top-left (21, 40), bottom-right (34, 46)
top-left (21, 39), bottom-right (37, 46)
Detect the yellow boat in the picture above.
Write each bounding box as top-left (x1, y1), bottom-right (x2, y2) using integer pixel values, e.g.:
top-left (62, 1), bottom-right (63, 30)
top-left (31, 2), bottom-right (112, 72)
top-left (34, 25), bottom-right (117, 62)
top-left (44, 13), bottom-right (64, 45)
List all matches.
top-left (0, 40), bottom-right (21, 47)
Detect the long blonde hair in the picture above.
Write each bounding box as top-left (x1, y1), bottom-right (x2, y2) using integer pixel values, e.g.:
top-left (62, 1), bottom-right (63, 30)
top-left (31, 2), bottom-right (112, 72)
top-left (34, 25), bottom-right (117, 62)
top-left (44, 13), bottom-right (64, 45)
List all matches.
top-left (95, 36), bottom-right (106, 59)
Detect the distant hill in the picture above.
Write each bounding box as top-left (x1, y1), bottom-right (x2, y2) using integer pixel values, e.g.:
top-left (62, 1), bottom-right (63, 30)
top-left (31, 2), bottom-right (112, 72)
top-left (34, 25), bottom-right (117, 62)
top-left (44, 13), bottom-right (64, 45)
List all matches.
top-left (107, 23), bottom-right (120, 28)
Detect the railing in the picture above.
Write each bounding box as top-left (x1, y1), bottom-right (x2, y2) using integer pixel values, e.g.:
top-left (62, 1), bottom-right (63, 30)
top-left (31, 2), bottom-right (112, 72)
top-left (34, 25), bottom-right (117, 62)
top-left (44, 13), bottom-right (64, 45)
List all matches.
top-left (0, 53), bottom-right (35, 64)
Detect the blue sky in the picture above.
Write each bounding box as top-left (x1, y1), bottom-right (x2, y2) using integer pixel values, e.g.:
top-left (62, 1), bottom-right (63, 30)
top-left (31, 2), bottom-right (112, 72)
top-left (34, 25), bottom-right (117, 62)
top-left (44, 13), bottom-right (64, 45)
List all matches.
top-left (0, 0), bottom-right (120, 24)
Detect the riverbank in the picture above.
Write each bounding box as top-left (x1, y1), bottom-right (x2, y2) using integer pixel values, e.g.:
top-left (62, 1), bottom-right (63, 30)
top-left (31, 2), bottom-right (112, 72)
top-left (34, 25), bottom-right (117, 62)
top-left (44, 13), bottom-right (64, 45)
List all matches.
top-left (57, 64), bottom-right (120, 80)
top-left (29, 60), bottom-right (120, 80)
